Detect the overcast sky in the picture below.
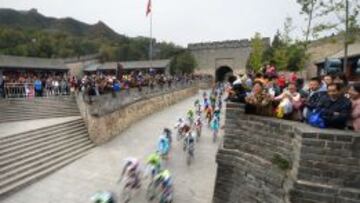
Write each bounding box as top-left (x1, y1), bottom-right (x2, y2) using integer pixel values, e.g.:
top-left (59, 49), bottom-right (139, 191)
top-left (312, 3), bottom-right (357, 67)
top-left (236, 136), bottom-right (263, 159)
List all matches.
top-left (2, 0), bottom-right (307, 46)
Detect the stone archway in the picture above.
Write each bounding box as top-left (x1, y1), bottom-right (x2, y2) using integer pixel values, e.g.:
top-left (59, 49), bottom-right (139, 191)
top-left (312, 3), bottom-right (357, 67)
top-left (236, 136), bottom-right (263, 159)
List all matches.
top-left (215, 66), bottom-right (233, 82)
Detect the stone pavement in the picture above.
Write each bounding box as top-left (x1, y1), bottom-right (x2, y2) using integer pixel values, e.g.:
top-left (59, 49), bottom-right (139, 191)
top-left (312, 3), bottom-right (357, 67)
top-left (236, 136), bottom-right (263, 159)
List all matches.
top-left (2, 90), bottom-right (223, 203)
top-left (0, 116), bottom-right (81, 138)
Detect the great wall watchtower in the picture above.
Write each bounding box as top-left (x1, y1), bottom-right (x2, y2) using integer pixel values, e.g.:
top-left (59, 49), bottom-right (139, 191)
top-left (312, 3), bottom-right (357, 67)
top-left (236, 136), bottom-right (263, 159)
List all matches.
top-left (188, 38), bottom-right (270, 81)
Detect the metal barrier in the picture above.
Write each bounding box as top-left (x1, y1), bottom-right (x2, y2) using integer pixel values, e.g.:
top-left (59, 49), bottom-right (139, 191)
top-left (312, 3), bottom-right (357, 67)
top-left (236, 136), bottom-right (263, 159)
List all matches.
top-left (4, 83), bottom-right (70, 98)
top-left (4, 83), bottom-right (28, 98)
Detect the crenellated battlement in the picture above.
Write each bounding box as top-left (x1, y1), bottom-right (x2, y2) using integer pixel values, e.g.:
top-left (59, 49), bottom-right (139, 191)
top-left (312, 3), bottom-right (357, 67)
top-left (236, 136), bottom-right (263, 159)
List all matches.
top-left (188, 38), bottom-right (270, 50)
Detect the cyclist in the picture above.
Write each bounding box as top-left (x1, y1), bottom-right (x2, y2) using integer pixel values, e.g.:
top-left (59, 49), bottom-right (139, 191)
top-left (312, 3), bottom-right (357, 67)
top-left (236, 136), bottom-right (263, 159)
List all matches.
top-left (210, 93), bottom-right (216, 110)
top-left (154, 170), bottom-right (173, 203)
top-left (163, 128), bottom-right (172, 146)
top-left (175, 118), bottom-right (190, 140)
top-left (187, 109), bottom-right (194, 125)
top-left (91, 191), bottom-right (115, 203)
top-left (214, 107), bottom-right (221, 121)
top-left (211, 116), bottom-right (220, 142)
top-left (194, 99), bottom-right (202, 116)
top-left (205, 105), bottom-right (213, 126)
top-left (183, 131), bottom-right (196, 154)
top-left (194, 116), bottom-right (202, 141)
top-left (146, 152), bottom-right (162, 179)
top-left (118, 158), bottom-right (141, 189)
top-left (157, 136), bottom-right (170, 159)
top-left (175, 118), bottom-right (185, 130)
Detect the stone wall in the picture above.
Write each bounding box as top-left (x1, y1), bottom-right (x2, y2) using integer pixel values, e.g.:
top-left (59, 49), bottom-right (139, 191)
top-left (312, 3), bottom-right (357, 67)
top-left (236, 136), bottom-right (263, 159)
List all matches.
top-left (76, 85), bottom-right (201, 145)
top-left (213, 102), bottom-right (360, 203)
top-left (188, 39), bottom-right (270, 76)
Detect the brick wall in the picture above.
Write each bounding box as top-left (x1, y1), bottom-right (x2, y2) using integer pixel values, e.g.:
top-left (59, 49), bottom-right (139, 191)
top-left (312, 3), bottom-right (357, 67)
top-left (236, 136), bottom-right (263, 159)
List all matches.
top-left (213, 102), bottom-right (360, 203)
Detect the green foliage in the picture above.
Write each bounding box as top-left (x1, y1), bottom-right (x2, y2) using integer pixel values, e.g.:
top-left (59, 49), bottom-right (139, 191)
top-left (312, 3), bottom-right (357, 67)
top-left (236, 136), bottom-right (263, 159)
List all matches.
top-left (262, 19), bottom-right (308, 72)
top-left (273, 46), bottom-right (289, 71)
top-left (170, 51), bottom-right (197, 75)
top-left (272, 154), bottom-right (291, 171)
top-left (248, 32), bottom-right (265, 72)
top-left (0, 9), bottom-right (183, 61)
top-left (297, 0), bottom-right (360, 41)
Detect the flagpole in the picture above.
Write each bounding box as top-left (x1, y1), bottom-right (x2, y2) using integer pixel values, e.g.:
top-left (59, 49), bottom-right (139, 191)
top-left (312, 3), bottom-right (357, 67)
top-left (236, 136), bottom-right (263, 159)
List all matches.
top-left (149, 1), bottom-right (153, 71)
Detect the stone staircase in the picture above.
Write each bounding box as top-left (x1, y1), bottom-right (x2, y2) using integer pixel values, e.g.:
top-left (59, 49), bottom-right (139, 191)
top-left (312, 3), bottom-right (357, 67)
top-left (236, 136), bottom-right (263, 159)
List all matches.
top-left (0, 119), bottom-right (95, 198)
top-left (0, 96), bottom-right (80, 123)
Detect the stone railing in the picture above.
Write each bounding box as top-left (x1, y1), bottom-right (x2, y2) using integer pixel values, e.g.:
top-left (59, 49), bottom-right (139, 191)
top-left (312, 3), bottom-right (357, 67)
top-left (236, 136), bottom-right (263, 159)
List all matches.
top-left (76, 81), bottom-right (211, 145)
top-left (213, 102), bottom-right (360, 203)
top-left (82, 80), bottom-right (210, 117)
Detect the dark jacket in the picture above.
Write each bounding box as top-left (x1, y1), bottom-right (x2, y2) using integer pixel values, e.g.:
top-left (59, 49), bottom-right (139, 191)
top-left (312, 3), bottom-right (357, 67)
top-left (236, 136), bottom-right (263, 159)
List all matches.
top-left (306, 91), bottom-right (327, 110)
top-left (228, 83), bottom-right (247, 103)
top-left (316, 95), bottom-right (352, 129)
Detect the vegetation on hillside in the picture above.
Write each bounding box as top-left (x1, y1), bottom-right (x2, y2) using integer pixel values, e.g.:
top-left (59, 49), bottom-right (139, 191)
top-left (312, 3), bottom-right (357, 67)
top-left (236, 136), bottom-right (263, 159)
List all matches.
top-left (0, 8), bottom-right (184, 64)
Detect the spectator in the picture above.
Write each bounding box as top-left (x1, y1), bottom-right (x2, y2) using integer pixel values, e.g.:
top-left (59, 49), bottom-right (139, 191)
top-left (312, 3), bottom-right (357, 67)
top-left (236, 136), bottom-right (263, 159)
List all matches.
top-left (333, 72), bottom-right (348, 90)
top-left (277, 74), bottom-right (287, 91)
top-left (254, 73), bottom-right (266, 85)
top-left (323, 74), bottom-right (334, 89)
top-left (295, 78), bottom-right (308, 99)
top-left (289, 72), bottom-right (297, 84)
top-left (266, 76), bottom-right (281, 97)
top-left (245, 81), bottom-right (273, 116)
top-left (274, 83), bottom-right (302, 120)
top-left (34, 77), bottom-right (42, 97)
top-left (303, 77), bottom-right (327, 120)
top-left (315, 83), bottom-right (351, 129)
top-left (348, 83), bottom-right (360, 132)
top-left (0, 75), bottom-right (4, 98)
top-left (226, 75), bottom-right (247, 103)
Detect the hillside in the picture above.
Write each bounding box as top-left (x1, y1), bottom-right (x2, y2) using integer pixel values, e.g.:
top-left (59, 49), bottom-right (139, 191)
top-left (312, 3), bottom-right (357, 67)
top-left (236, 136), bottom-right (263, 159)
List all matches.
top-left (0, 8), bottom-right (182, 61)
top-left (0, 8), bottom-right (122, 41)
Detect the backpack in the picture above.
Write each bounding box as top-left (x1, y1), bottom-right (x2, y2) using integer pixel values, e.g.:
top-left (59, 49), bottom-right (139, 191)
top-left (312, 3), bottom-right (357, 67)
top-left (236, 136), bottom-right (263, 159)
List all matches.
top-left (307, 110), bottom-right (326, 128)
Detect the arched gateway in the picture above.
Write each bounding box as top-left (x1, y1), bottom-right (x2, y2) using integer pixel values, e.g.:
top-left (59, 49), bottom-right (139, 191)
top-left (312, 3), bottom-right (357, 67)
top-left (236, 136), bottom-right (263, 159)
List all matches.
top-left (215, 66), bottom-right (233, 82)
top-left (188, 39), bottom-right (270, 77)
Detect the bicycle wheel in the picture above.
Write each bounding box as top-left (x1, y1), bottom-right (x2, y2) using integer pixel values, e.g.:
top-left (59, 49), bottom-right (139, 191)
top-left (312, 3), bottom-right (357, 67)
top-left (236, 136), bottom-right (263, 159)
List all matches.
top-left (213, 132), bottom-right (217, 143)
top-left (186, 149), bottom-right (192, 166)
top-left (176, 131), bottom-right (181, 141)
top-left (146, 182), bottom-right (157, 201)
top-left (120, 185), bottom-right (131, 203)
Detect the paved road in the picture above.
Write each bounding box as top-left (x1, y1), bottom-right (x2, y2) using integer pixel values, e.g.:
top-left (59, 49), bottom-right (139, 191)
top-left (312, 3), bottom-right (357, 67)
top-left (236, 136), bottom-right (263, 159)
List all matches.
top-left (3, 90), bottom-right (224, 203)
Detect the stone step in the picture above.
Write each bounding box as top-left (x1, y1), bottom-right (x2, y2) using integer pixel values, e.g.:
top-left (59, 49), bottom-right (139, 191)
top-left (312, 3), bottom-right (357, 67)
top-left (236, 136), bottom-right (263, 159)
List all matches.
top-left (0, 103), bottom-right (78, 109)
top-left (0, 131), bottom-right (89, 169)
top-left (0, 104), bottom-right (77, 112)
top-left (0, 136), bottom-right (92, 181)
top-left (0, 119), bottom-right (84, 143)
top-left (0, 112), bottom-right (80, 118)
top-left (0, 101), bottom-right (78, 107)
top-left (0, 144), bottom-right (93, 198)
top-left (0, 111), bottom-right (80, 118)
top-left (1, 98), bottom-right (76, 103)
top-left (0, 125), bottom-right (86, 154)
top-left (0, 115), bottom-right (81, 124)
top-left (0, 128), bottom-right (88, 160)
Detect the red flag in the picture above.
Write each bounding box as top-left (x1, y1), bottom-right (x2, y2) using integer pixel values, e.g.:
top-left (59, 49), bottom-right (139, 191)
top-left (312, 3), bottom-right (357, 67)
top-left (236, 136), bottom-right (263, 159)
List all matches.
top-left (146, 0), bottom-right (152, 16)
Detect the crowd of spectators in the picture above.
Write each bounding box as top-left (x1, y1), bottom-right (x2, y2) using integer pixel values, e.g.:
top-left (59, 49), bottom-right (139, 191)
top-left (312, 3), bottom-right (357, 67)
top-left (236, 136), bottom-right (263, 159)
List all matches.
top-left (0, 70), bottom-right (212, 99)
top-left (226, 66), bottom-right (360, 132)
top-left (1, 72), bottom-right (69, 98)
top-left (79, 71), bottom-right (198, 97)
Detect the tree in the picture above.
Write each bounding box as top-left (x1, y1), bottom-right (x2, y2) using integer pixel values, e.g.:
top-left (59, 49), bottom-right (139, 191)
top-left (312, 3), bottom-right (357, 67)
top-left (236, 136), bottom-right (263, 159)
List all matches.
top-left (297, 0), bottom-right (324, 46)
top-left (282, 17), bottom-right (295, 45)
top-left (170, 51), bottom-right (197, 75)
top-left (264, 17), bottom-right (308, 71)
top-left (308, 0), bottom-right (359, 70)
top-left (248, 32), bottom-right (265, 72)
